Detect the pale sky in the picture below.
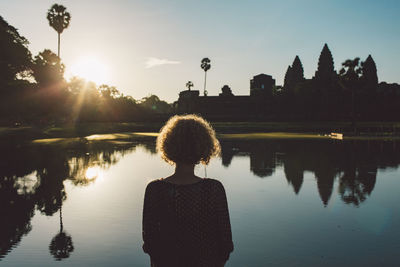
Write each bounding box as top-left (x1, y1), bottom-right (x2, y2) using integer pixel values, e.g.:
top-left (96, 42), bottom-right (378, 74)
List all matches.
top-left (1, 0), bottom-right (400, 102)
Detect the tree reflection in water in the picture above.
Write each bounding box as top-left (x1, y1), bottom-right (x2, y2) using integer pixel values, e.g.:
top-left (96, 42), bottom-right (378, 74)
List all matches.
top-left (0, 174), bottom-right (35, 260)
top-left (49, 193), bottom-right (74, 261)
top-left (49, 231), bottom-right (74, 260)
top-left (0, 140), bottom-right (153, 260)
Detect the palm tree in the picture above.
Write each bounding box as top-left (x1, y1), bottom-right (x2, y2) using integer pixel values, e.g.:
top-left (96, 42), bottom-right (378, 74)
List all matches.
top-left (339, 58), bottom-right (362, 132)
top-left (47, 4), bottom-right (71, 58)
top-left (200, 58), bottom-right (211, 96)
top-left (186, 81), bottom-right (194, 91)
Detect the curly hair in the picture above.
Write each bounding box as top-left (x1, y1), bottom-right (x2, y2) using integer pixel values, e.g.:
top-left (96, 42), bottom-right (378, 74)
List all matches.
top-left (156, 114), bottom-right (221, 165)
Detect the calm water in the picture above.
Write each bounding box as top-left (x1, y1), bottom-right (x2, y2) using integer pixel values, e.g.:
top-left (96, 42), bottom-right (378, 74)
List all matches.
top-left (1, 138), bottom-right (399, 266)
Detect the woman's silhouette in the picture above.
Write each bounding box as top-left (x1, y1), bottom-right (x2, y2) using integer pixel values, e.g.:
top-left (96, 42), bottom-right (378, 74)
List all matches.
top-left (142, 114), bottom-right (233, 267)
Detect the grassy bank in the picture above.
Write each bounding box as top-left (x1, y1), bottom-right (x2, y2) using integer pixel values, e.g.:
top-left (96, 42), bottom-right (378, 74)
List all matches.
top-left (1, 121), bottom-right (400, 141)
top-left (30, 131), bottom-right (400, 147)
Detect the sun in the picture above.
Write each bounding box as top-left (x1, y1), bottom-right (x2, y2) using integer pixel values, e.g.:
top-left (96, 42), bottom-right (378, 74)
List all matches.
top-left (67, 56), bottom-right (110, 85)
top-left (85, 166), bottom-right (104, 182)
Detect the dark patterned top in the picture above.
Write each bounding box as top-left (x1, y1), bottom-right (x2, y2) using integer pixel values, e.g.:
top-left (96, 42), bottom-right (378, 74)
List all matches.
top-left (142, 178), bottom-right (234, 267)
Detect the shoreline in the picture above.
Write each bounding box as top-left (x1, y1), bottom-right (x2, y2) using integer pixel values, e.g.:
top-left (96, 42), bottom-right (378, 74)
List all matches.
top-left (1, 121), bottom-right (400, 143)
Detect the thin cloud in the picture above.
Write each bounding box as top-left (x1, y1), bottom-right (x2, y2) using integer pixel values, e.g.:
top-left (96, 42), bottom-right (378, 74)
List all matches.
top-left (145, 57), bottom-right (181, 68)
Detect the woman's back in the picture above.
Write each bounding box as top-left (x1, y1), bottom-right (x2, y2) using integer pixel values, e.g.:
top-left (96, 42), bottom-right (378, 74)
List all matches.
top-left (142, 178), bottom-right (233, 267)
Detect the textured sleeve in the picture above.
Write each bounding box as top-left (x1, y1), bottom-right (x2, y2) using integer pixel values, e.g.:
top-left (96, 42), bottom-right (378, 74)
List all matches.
top-left (142, 182), bottom-right (160, 258)
top-left (214, 181), bottom-right (234, 261)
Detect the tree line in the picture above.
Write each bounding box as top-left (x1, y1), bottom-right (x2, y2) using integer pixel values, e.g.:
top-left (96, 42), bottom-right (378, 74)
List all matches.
top-left (0, 14), bottom-right (172, 126)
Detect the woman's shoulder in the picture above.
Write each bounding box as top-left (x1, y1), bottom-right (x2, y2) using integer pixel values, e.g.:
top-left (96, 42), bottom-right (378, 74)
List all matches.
top-left (203, 178), bottom-right (225, 190)
top-left (203, 178), bottom-right (221, 184)
top-left (146, 178), bottom-right (224, 188)
top-left (145, 178), bottom-right (165, 191)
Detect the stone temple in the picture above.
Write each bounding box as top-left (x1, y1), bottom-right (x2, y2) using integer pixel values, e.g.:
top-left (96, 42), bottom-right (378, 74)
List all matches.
top-left (176, 74), bottom-right (276, 120)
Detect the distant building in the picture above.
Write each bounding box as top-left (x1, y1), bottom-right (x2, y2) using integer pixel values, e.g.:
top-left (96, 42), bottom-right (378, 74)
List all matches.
top-left (250, 74), bottom-right (275, 96)
top-left (176, 74), bottom-right (276, 120)
top-left (178, 90), bottom-right (200, 113)
top-left (219, 85), bottom-right (234, 97)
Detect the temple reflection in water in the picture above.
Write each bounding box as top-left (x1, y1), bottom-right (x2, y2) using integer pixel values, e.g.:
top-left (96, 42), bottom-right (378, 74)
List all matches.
top-left (220, 139), bottom-right (400, 206)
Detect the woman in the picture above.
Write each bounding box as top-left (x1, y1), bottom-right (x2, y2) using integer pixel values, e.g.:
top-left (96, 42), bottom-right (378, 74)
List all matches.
top-left (142, 114), bottom-right (234, 267)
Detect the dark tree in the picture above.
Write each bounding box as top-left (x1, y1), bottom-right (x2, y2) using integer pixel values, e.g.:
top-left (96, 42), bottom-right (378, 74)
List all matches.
top-left (32, 49), bottom-right (65, 86)
top-left (29, 50), bottom-right (68, 124)
top-left (0, 16), bottom-right (32, 84)
top-left (339, 58), bottom-right (362, 92)
top-left (339, 58), bottom-right (363, 128)
top-left (186, 81), bottom-right (194, 91)
top-left (200, 58), bottom-right (211, 96)
top-left (99, 84), bottom-right (120, 99)
top-left (139, 95), bottom-right (172, 114)
top-left (219, 85), bottom-right (233, 96)
top-left (314, 43), bottom-right (336, 83)
top-left (47, 4), bottom-right (71, 58)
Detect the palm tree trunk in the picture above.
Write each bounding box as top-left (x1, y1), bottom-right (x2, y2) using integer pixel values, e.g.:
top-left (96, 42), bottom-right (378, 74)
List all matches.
top-left (203, 71), bottom-right (207, 96)
top-left (58, 33), bottom-right (60, 58)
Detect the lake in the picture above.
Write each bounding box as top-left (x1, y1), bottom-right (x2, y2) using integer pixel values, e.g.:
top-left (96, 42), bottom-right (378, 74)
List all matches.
top-left (1, 137), bottom-right (399, 266)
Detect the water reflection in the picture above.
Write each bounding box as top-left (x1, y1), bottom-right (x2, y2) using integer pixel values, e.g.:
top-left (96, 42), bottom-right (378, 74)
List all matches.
top-left (0, 140), bottom-right (149, 260)
top-left (1, 138), bottom-right (399, 262)
top-left (49, 199), bottom-right (74, 261)
top-left (220, 139), bottom-right (400, 206)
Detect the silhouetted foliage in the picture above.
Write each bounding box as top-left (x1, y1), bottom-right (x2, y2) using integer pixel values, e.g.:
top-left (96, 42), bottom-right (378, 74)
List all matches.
top-left (201, 58), bottom-right (211, 96)
top-left (219, 85), bottom-right (233, 97)
top-left (0, 6), bottom-right (175, 125)
top-left (339, 58), bottom-right (363, 125)
top-left (0, 16), bottom-right (32, 85)
top-left (139, 95), bottom-right (172, 114)
top-left (47, 4), bottom-right (71, 57)
top-left (186, 81), bottom-right (194, 91)
top-left (32, 49), bottom-right (65, 86)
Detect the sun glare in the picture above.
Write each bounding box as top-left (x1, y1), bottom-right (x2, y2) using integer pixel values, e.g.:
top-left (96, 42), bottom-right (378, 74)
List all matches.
top-left (85, 166), bottom-right (103, 181)
top-left (67, 56), bottom-right (110, 85)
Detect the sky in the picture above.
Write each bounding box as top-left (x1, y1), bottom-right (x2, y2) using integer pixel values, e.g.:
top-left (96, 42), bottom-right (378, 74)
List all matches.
top-left (1, 0), bottom-right (400, 102)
